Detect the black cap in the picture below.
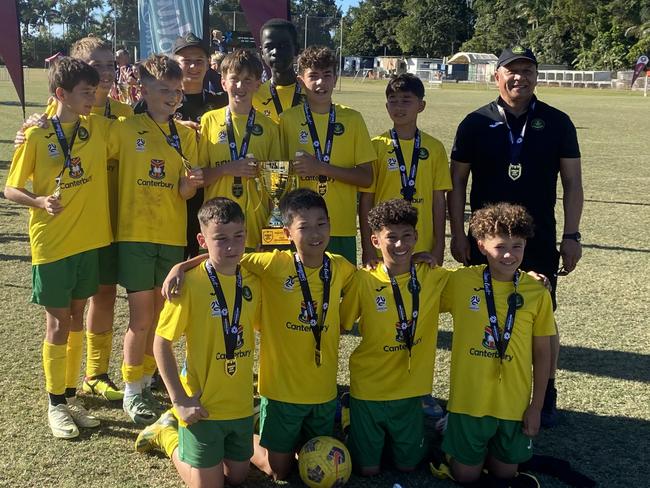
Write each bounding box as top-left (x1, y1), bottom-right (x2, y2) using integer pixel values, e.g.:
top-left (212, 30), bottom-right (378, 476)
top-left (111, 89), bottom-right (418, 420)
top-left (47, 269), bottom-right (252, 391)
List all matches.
top-left (172, 32), bottom-right (208, 56)
top-left (497, 46), bottom-right (538, 68)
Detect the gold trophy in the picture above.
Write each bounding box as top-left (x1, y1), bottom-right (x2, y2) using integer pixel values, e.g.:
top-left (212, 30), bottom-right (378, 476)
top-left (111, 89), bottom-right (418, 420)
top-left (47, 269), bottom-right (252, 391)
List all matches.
top-left (258, 160), bottom-right (295, 246)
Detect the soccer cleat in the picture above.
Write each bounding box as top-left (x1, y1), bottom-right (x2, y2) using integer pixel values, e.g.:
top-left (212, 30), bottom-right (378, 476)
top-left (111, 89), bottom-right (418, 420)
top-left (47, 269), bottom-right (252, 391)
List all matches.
top-left (135, 409), bottom-right (178, 454)
top-left (48, 404), bottom-right (79, 439)
top-left (83, 374), bottom-right (124, 401)
top-left (142, 386), bottom-right (163, 412)
top-left (422, 395), bottom-right (445, 419)
top-left (123, 394), bottom-right (159, 425)
top-left (541, 386), bottom-right (559, 428)
top-left (66, 397), bottom-right (100, 428)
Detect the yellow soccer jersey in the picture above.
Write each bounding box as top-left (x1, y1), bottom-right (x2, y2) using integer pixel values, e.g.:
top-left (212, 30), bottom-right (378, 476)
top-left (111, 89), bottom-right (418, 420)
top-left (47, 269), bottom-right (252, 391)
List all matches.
top-left (253, 81), bottom-right (302, 124)
top-left (108, 113), bottom-right (199, 246)
top-left (241, 250), bottom-right (356, 404)
top-left (199, 108), bottom-right (280, 249)
top-left (279, 104), bottom-right (376, 237)
top-left (156, 263), bottom-right (261, 425)
top-left (366, 131), bottom-right (451, 253)
top-left (45, 98), bottom-right (134, 236)
top-left (6, 115), bottom-right (112, 264)
top-left (441, 265), bottom-right (556, 421)
top-left (340, 263), bottom-right (450, 401)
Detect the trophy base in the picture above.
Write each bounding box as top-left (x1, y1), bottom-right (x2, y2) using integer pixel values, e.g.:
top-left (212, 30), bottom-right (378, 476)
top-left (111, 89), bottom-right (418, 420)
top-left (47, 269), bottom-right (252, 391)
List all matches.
top-left (261, 228), bottom-right (291, 247)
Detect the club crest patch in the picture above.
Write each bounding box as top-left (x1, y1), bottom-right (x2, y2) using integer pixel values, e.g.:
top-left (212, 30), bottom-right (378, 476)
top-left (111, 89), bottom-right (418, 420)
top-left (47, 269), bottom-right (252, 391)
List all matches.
top-left (482, 326), bottom-right (497, 350)
top-left (418, 147), bottom-right (429, 160)
top-left (68, 157), bottom-right (84, 178)
top-left (508, 162), bottom-right (522, 181)
top-left (251, 124), bottom-right (263, 136)
top-left (243, 285), bottom-right (253, 301)
top-left (77, 126), bottom-right (89, 140)
top-left (264, 109), bottom-right (271, 117)
top-left (149, 159), bottom-right (165, 179)
top-left (299, 300), bottom-right (318, 325)
top-left (531, 118), bottom-right (545, 130)
top-left (333, 122), bottom-right (345, 136)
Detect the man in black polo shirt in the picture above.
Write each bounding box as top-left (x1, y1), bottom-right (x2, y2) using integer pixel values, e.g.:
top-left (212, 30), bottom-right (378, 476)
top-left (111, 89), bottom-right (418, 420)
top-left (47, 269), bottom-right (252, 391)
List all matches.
top-left (134, 32), bottom-right (228, 258)
top-left (447, 46), bottom-right (584, 428)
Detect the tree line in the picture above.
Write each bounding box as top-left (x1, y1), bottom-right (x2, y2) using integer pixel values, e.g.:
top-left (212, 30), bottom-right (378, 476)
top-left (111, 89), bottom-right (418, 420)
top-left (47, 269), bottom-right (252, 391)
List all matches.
top-left (15, 0), bottom-right (650, 70)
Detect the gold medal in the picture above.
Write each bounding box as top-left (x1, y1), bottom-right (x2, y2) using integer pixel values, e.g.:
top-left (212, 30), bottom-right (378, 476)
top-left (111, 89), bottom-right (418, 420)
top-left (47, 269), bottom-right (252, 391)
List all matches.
top-left (315, 349), bottom-right (322, 367)
top-left (508, 162), bottom-right (522, 181)
top-left (232, 182), bottom-right (244, 198)
top-left (225, 358), bottom-right (237, 377)
top-left (317, 181), bottom-right (327, 196)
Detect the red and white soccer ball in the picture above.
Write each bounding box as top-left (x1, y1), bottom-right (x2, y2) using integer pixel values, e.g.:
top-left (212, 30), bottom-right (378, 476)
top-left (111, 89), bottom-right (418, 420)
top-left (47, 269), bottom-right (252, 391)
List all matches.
top-left (298, 436), bottom-right (352, 488)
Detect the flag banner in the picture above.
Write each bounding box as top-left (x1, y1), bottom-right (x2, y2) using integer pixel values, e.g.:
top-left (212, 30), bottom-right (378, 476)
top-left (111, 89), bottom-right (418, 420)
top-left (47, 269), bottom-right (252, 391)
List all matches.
top-left (0, 0), bottom-right (25, 118)
top-left (631, 55), bottom-right (649, 87)
top-left (138, 0), bottom-right (206, 58)
top-left (239, 0), bottom-right (290, 48)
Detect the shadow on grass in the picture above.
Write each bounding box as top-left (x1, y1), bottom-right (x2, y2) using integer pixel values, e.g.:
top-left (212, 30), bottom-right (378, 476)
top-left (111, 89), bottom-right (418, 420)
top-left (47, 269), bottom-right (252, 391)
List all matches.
top-left (582, 242), bottom-right (650, 254)
top-left (437, 331), bottom-right (650, 383)
top-left (0, 253), bottom-right (30, 262)
top-left (0, 101), bottom-right (46, 108)
top-left (0, 232), bottom-right (29, 244)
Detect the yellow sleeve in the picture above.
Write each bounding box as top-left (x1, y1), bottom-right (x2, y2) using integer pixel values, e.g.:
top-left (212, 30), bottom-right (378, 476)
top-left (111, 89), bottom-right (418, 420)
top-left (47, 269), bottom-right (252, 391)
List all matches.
top-left (278, 114), bottom-right (289, 160)
top-left (440, 269), bottom-right (456, 314)
top-left (340, 271), bottom-right (361, 331)
top-left (156, 291), bottom-right (190, 342)
top-left (240, 250), bottom-right (275, 276)
top-left (532, 289), bottom-right (556, 336)
top-left (266, 122), bottom-right (281, 160)
top-left (362, 137), bottom-right (384, 193)
top-left (431, 140), bottom-right (452, 191)
top-left (6, 129), bottom-right (37, 189)
top-left (106, 120), bottom-right (121, 160)
top-left (199, 115), bottom-right (212, 167)
top-left (353, 114), bottom-right (377, 166)
top-left (181, 126), bottom-right (199, 168)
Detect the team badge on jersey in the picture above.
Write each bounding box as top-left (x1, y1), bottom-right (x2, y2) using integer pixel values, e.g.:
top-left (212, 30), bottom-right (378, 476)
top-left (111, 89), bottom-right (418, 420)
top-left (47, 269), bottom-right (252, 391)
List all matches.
top-left (149, 159), bottom-right (165, 179)
top-left (251, 124), bottom-right (263, 136)
top-left (217, 130), bottom-right (227, 144)
top-left (508, 163), bottom-right (522, 181)
top-left (68, 157), bottom-right (84, 179)
top-left (243, 285), bottom-right (253, 301)
top-left (394, 320), bottom-right (413, 343)
top-left (47, 143), bottom-right (59, 158)
top-left (299, 300), bottom-right (318, 325)
top-left (482, 326), bottom-right (497, 350)
top-left (136, 138), bottom-right (145, 152)
top-left (299, 130), bottom-right (309, 144)
top-left (418, 147), bottom-right (429, 160)
top-left (283, 275), bottom-right (296, 291)
top-left (78, 127), bottom-right (89, 141)
top-left (469, 295), bottom-right (481, 311)
top-left (333, 122), bottom-right (345, 136)
top-left (210, 299), bottom-right (223, 317)
top-left (387, 157), bottom-right (398, 171)
top-left (531, 118), bottom-right (545, 130)
top-left (376, 295), bottom-right (387, 312)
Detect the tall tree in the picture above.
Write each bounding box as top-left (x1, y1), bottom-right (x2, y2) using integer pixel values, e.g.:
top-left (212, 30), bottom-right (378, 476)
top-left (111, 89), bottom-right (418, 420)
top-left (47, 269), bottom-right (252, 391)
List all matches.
top-left (461, 0), bottom-right (528, 55)
top-left (342, 0), bottom-right (405, 56)
top-left (396, 0), bottom-right (473, 57)
top-left (292, 0), bottom-right (342, 48)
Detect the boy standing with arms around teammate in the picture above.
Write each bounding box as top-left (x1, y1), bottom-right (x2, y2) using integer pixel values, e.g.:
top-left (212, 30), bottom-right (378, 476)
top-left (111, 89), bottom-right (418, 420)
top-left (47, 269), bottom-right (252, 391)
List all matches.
top-left (360, 74), bottom-right (451, 267)
top-left (340, 199), bottom-right (449, 475)
top-left (5, 58), bottom-right (112, 438)
top-left (279, 46), bottom-right (376, 264)
top-left (440, 203), bottom-right (553, 485)
top-left (200, 49), bottom-right (280, 250)
top-left (142, 198), bottom-right (260, 488)
top-left (109, 54), bottom-right (202, 425)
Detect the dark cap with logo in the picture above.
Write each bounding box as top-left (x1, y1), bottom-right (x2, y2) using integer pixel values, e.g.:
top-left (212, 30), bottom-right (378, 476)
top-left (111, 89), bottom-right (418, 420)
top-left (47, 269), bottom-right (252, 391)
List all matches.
top-left (172, 32), bottom-right (208, 56)
top-left (497, 46), bottom-right (538, 68)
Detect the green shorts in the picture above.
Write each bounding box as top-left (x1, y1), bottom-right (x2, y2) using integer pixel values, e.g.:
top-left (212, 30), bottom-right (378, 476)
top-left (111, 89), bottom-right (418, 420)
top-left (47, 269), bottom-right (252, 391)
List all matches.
top-left (117, 242), bottom-right (184, 292)
top-left (178, 416), bottom-right (254, 468)
top-left (259, 396), bottom-right (337, 453)
top-left (348, 396), bottom-right (425, 470)
top-left (97, 243), bottom-right (118, 285)
top-left (442, 412), bottom-right (533, 466)
top-left (32, 249), bottom-right (99, 308)
top-left (327, 236), bottom-right (356, 265)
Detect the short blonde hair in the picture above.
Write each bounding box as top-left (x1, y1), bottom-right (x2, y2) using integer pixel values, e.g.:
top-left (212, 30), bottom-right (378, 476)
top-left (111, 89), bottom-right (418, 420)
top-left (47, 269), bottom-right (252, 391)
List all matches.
top-left (137, 54), bottom-right (183, 84)
top-left (70, 36), bottom-right (112, 62)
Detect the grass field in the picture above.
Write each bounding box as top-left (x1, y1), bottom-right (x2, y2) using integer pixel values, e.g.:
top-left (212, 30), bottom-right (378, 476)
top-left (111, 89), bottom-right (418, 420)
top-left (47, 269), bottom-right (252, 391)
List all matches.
top-left (0, 71), bottom-right (648, 487)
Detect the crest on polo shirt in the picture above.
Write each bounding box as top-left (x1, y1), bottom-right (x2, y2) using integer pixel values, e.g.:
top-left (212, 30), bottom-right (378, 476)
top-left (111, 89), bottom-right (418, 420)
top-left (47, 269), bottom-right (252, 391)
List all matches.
top-left (135, 138), bottom-right (146, 152)
top-left (68, 157), bottom-right (84, 179)
top-left (376, 295), bottom-right (387, 312)
top-left (149, 159), bottom-right (165, 179)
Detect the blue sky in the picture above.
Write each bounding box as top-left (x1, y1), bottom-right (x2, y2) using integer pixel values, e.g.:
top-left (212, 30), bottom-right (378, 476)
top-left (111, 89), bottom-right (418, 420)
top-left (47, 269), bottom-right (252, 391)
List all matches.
top-left (337, 0), bottom-right (360, 13)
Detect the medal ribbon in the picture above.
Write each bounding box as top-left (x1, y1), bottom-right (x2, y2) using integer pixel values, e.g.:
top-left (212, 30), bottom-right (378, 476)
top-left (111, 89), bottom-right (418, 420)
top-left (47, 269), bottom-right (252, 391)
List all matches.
top-left (389, 128), bottom-right (421, 202)
top-left (51, 116), bottom-right (81, 193)
top-left (293, 253), bottom-right (331, 366)
top-left (147, 113), bottom-right (192, 170)
top-left (482, 267), bottom-right (520, 361)
top-left (269, 82), bottom-right (301, 116)
top-left (104, 98), bottom-right (112, 118)
top-left (496, 98), bottom-right (536, 166)
top-left (388, 264), bottom-right (420, 366)
top-left (303, 102), bottom-right (335, 165)
top-left (225, 107), bottom-right (256, 195)
top-left (205, 261), bottom-right (243, 364)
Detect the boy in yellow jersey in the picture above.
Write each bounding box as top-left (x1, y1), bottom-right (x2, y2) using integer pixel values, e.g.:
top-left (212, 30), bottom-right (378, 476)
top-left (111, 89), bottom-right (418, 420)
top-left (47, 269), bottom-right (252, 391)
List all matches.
top-left (108, 54), bottom-right (202, 425)
top-left (13, 37), bottom-right (133, 402)
top-left (360, 73), bottom-right (451, 268)
top-left (340, 199), bottom-right (449, 475)
top-left (439, 203), bottom-right (553, 485)
top-left (200, 49), bottom-right (280, 250)
top-left (253, 19), bottom-right (302, 123)
top-left (136, 198), bottom-right (261, 487)
top-left (4, 57), bottom-right (112, 438)
top-left (157, 189), bottom-right (356, 480)
top-left (279, 46), bottom-right (376, 264)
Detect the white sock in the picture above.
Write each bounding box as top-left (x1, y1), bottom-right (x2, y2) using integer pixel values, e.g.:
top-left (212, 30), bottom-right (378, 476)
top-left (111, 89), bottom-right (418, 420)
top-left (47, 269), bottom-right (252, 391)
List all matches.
top-left (124, 380), bottom-right (142, 398)
top-left (142, 375), bottom-right (152, 388)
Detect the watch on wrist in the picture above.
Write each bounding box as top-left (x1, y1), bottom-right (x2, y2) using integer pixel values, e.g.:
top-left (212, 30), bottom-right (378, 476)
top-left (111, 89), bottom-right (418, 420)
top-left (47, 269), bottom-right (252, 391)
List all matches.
top-left (562, 232), bottom-right (581, 243)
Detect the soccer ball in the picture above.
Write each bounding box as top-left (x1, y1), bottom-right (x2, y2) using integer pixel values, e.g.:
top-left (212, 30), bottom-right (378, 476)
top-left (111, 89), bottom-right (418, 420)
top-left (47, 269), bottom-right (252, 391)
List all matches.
top-left (298, 436), bottom-right (352, 488)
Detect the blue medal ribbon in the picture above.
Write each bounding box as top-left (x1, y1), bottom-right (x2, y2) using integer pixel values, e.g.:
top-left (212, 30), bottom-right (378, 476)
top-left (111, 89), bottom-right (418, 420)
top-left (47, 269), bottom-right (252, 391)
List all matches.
top-left (269, 81), bottom-right (301, 116)
top-left (225, 107), bottom-right (256, 198)
top-left (389, 128), bottom-right (421, 202)
top-left (387, 263), bottom-right (419, 371)
top-left (50, 116), bottom-right (81, 195)
top-left (303, 102), bottom-right (336, 185)
top-left (482, 266), bottom-right (520, 363)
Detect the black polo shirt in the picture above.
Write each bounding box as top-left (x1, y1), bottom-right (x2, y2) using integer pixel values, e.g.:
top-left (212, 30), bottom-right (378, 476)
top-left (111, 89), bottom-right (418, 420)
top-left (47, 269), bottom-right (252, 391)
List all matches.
top-left (451, 96), bottom-right (580, 252)
top-left (133, 89), bottom-right (228, 122)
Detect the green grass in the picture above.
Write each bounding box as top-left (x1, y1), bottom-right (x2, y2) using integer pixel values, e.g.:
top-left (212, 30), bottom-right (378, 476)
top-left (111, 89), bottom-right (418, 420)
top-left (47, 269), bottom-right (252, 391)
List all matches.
top-left (0, 71), bottom-right (649, 487)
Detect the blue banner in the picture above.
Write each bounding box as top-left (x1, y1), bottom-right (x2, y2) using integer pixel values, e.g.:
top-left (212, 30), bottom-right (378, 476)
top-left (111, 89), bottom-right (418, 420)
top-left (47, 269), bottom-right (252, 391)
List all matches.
top-left (138, 0), bottom-right (205, 58)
